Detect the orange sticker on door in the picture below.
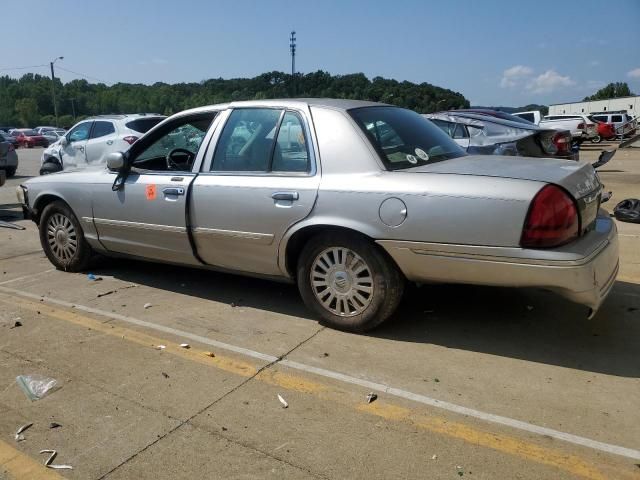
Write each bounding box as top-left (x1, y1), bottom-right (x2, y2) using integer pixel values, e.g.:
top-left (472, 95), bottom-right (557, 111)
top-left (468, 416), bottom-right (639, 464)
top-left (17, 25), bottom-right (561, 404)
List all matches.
top-left (145, 184), bottom-right (157, 200)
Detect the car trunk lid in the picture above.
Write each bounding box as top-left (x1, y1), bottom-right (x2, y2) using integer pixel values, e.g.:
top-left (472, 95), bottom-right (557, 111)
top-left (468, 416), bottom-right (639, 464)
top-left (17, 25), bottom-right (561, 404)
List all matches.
top-left (405, 155), bottom-right (602, 234)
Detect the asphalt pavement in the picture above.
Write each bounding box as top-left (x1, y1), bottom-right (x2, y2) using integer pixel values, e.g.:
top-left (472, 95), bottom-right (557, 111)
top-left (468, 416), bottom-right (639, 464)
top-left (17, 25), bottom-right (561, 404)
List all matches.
top-left (1, 146), bottom-right (639, 479)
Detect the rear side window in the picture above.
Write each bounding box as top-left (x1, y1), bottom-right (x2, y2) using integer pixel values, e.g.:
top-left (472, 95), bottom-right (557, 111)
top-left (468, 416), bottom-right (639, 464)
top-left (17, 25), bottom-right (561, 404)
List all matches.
top-left (611, 115), bottom-right (623, 122)
top-left (91, 121), bottom-right (115, 139)
top-left (429, 119), bottom-right (456, 137)
top-left (453, 124), bottom-right (468, 139)
top-left (126, 118), bottom-right (164, 134)
top-left (516, 113), bottom-right (535, 123)
top-left (272, 112), bottom-right (310, 172)
top-left (592, 115), bottom-right (608, 122)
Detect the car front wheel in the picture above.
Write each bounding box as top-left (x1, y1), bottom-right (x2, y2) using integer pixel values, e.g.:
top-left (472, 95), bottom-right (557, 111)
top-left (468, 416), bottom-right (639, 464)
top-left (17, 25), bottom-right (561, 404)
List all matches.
top-left (39, 201), bottom-right (93, 271)
top-left (297, 232), bottom-right (404, 332)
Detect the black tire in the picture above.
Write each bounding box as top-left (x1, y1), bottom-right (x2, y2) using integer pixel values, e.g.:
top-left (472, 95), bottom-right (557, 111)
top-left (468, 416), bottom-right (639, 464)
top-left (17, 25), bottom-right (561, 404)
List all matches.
top-left (590, 135), bottom-right (601, 144)
top-left (297, 231), bottom-right (404, 332)
top-left (4, 167), bottom-right (16, 177)
top-left (40, 161), bottom-right (62, 175)
top-left (39, 201), bottom-right (93, 271)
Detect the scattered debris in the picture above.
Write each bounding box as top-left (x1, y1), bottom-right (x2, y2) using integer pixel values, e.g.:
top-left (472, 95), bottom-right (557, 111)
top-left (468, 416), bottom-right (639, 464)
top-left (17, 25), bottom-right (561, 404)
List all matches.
top-left (14, 423), bottom-right (33, 442)
top-left (49, 422), bottom-right (62, 429)
top-left (97, 290), bottom-right (116, 298)
top-left (230, 302), bottom-right (237, 308)
top-left (87, 273), bottom-right (102, 281)
top-left (10, 320), bottom-right (22, 329)
top-left (366, 392), bottom-right (378, 404)
top-left (628, 307), bottom-right (638, 312)
top-left (456, 466), bottom-right (464, 477)
top-left (162, 372), bottom-right (170, 379)
top-left (180, 343), bottom-right (190, 349)
top-left (205, 352), bottom-right (216, 358)
top-left (16, 375), bottom-right (59, 401)
top-left (526, 305), bottom-right (534, 311)
top-left (155, 345), bottom-right (166, 350)
top-left (277, 394), bottom-right (289, 409)
top-left (221, 426), bottom-right (228, 431)
top-left (321, 352), bottom-right (329, 357)
top-left (434, 378), bottom-right (440, 383)
top-left (431, 454), bottom-right (437, 460)
top-left (39, 450), bottom-right (73, 470)
top-left (143, 303), bottom-right (153, 309)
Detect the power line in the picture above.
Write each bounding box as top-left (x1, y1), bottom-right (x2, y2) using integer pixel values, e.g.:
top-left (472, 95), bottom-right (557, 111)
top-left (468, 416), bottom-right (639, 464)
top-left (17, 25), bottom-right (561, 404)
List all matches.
top-left (55, 66), bottom-right (111, 85)
top-left (0, 64), bottom-right (48, 72)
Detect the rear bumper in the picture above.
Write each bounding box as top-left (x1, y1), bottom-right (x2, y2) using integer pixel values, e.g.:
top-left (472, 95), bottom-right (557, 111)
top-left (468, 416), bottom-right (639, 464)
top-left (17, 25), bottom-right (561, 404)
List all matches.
top-left (378, 214), bottom-right (619, 312)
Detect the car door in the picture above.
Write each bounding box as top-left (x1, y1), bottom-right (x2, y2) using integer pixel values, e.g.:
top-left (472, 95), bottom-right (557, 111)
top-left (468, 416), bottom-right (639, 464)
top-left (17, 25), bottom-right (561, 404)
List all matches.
top-left (60, 121), bottom-right (91, 168)
top-left (190, 107), bottom-right (320, 276)
top-left (91, 112), bottom-right (219, 265)
top-left (85, 120), bottom-right (118, 164)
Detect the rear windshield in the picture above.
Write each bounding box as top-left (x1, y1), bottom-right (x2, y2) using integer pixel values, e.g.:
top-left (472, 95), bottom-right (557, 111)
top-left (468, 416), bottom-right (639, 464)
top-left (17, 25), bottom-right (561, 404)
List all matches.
top-left (21, 130), bottom-right (38, 136)
top-left (349, 107), bottom-right (465, 170)
top-left (125, 117), bottom-right (164, 134)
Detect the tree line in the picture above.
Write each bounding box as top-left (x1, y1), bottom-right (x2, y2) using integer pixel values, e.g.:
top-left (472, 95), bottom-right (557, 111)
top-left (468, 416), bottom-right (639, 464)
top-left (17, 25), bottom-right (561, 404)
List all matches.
top-left (0, 71), bottom-right (469, 128)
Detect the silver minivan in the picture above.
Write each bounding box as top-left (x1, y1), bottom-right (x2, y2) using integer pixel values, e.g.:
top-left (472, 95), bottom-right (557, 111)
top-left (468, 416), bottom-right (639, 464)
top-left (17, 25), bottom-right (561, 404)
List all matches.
top-left (590, 112), bottom-right (637, 137)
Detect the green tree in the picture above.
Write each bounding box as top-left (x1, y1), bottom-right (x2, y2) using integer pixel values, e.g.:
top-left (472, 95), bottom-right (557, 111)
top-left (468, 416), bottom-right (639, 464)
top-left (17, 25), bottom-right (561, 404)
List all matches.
top-left (584, 82), bottom-right (634, 101)
top-left (14, 98), bottom-right (39, 126)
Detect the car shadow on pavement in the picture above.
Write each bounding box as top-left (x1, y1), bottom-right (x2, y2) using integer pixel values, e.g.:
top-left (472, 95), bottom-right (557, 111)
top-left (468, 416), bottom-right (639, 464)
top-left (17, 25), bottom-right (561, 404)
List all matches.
top-left (373, 281), bottom-right (640, 378)
top-left (95, 259), bottom-right (640, 378)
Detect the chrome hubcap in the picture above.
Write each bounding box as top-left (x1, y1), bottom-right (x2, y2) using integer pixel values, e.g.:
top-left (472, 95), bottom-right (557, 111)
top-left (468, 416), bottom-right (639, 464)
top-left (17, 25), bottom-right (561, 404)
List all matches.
top-left (310, 247), bottom-right (374, 317)
top-left (46, 213), bottom-right (77, 262)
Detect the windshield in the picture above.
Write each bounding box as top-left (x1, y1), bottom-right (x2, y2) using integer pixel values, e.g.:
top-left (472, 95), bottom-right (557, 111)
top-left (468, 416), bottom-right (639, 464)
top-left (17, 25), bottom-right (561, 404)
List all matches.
top-left (349, 107), bottom-right (465, 170)
top-left (22, 129), bottom-right (38, 136)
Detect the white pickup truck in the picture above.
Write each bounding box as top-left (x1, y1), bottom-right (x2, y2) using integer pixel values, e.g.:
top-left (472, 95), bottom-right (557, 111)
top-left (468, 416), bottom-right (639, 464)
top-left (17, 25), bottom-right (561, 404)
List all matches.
top-left (513, 112), bottom-right (597, 143)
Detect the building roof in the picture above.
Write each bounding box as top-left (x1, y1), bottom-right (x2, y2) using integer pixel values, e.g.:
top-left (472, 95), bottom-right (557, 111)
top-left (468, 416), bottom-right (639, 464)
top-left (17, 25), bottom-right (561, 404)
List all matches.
top-left (548, 95), bottom-right (640, 106)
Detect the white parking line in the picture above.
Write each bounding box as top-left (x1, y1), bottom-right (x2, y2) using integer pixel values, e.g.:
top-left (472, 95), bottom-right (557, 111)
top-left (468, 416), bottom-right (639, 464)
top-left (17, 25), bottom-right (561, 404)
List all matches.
top-left (1, 284), bottom-right (639, 461)
top-left (0, 269), bottom-right (55, 286)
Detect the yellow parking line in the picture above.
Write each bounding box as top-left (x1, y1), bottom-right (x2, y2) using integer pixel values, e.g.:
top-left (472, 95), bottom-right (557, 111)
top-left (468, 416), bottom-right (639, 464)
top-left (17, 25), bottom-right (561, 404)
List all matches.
top-left (2, 294), bottom-right (634, 480)
top-left (0, 440), bottom-right (64, 479)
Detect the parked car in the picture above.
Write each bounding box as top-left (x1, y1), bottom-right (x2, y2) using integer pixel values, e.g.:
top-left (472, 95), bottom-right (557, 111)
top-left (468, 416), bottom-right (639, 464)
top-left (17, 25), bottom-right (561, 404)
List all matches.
top-left (40, 129), bottom-right (66, 146)
top-left (589, 112), bottom-right (637, 138)
top-left (40, 114), bottom-right (166, 174)
top-left (34, 126), bottom-right (59, 135)
top-left (0, 131), bottom-right (20, 148)
top-left (18, 99), bottom-right (618, 332)
top-left (11, 129), bottom-right (48, 148)
top-left (450, 109), bottom-right (537, 125)
top-left (512, 110), bottom-right (542, 125)
top-left (424, 111), bottom-right (577, 160)
top-left (0, 140), bottom-right (18, 178)
top-left (539, 114), bottom-right (598, 142)
top-left (587, 117), bottom-right (616, 143)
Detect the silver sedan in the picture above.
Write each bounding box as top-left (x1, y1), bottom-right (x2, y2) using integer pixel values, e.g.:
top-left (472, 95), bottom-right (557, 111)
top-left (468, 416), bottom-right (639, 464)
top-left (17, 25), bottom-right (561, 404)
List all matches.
top-left (17, 99), bottom-right (618, 332)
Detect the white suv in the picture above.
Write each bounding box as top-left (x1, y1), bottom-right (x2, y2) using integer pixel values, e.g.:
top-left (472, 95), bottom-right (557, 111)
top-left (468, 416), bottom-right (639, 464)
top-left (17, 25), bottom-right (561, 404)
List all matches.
top-left (40, 114), bottom-right (165, 174)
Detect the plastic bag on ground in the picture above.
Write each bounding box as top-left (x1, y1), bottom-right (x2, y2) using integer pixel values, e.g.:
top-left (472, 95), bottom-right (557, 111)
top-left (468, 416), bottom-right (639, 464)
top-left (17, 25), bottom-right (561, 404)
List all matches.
top-left (613, 199), bottom-right (640, 223)
top-left (16, 375), bottom-right (59, 401)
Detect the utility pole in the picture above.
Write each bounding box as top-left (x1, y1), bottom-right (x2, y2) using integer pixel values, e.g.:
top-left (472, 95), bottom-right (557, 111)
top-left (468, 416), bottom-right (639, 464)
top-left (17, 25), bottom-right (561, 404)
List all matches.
top-left (50, 56), bottom-right (64, 126)
top-left (70, 98), bottom-right (76, 121)
top-left (289, 30), bottom-right (296, 96)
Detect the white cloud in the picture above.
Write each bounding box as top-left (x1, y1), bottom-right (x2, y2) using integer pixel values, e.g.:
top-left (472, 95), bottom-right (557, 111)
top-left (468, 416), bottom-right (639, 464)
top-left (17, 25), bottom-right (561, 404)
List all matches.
top-left (499, 65), bottom-right (534, 88)
top-left (628, 68), bottom-right (640, 79)
top-left (137, 58), bottom-right (169, 66)
top-left (526, 70), bottom-right (575, 93)
top-left (589, 60), bottom-right (600, 67)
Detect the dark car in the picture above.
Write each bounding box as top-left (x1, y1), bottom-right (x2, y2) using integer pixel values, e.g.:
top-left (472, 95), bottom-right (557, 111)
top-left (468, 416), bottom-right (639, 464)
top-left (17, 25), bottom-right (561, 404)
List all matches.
top-left (424, 111), bottom-right (577, 161)
top-left (11, 129), bottom-right (49, 148)
top-left (0, 131), bottom-right (19, 148)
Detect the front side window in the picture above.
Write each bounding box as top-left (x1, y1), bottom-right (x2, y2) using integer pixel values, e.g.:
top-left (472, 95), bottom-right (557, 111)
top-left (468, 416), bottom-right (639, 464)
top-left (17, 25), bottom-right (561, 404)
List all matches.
top-left (132, 113), bottom-right (215, 171)
top-left (67, 122), bottom-right (92, 142)
top-left (91, 121), bottom-right (115, 139)
top-left (349, 107), bottom-right (465, 170)
top-left (611, 115), bottom-right (623, 122)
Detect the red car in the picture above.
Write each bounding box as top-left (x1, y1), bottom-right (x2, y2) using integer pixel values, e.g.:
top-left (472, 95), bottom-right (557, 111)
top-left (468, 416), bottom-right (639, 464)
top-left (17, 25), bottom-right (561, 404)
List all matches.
top-left (587, 117), bottom-right (616, 143)
top-left (11, 129), bottom-right (48, 148)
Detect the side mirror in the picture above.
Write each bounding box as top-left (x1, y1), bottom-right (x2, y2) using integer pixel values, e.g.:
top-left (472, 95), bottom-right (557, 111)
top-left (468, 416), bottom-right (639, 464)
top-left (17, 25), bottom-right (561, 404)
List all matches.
top-left (106, 152), bottom-right (125, 171)
top-left (59, 136), bottom-right (68, 146)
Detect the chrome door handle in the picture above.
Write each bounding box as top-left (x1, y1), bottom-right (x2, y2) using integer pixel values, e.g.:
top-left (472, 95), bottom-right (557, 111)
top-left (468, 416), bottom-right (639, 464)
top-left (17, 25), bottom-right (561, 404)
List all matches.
top-left (271, 191), bottom-right (299, 201)
top-left (163, 187), bottom-right (185, 196)
top-left (76, 146), bottom-right (84, 151)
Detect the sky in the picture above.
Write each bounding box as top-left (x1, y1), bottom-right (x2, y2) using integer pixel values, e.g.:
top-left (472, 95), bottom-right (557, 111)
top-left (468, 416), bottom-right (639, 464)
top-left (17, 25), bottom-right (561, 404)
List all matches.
top-left (2, 0), bottom-right (639, 106)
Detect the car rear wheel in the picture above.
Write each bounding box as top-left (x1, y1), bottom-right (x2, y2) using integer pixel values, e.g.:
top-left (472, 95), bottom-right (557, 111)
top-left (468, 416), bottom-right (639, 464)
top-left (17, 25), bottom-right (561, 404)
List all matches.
top-left (590, 135), bottom-right (601, 144)
top-left (39, 201), bottom-right (93, 271)
top-left (297, 232), bottom-right (404, 332)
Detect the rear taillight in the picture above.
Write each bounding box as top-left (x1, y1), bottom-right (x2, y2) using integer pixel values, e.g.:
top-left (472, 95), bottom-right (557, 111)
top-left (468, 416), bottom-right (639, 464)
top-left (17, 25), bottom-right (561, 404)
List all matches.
top-left (577, 122), bottom-right (585, 129)
top-left (123, 136), bottom-right (138, 145)
top-left (521, 185), bottom-right (579, 248)
top-left (552, 132), bottom-right (570, 153)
